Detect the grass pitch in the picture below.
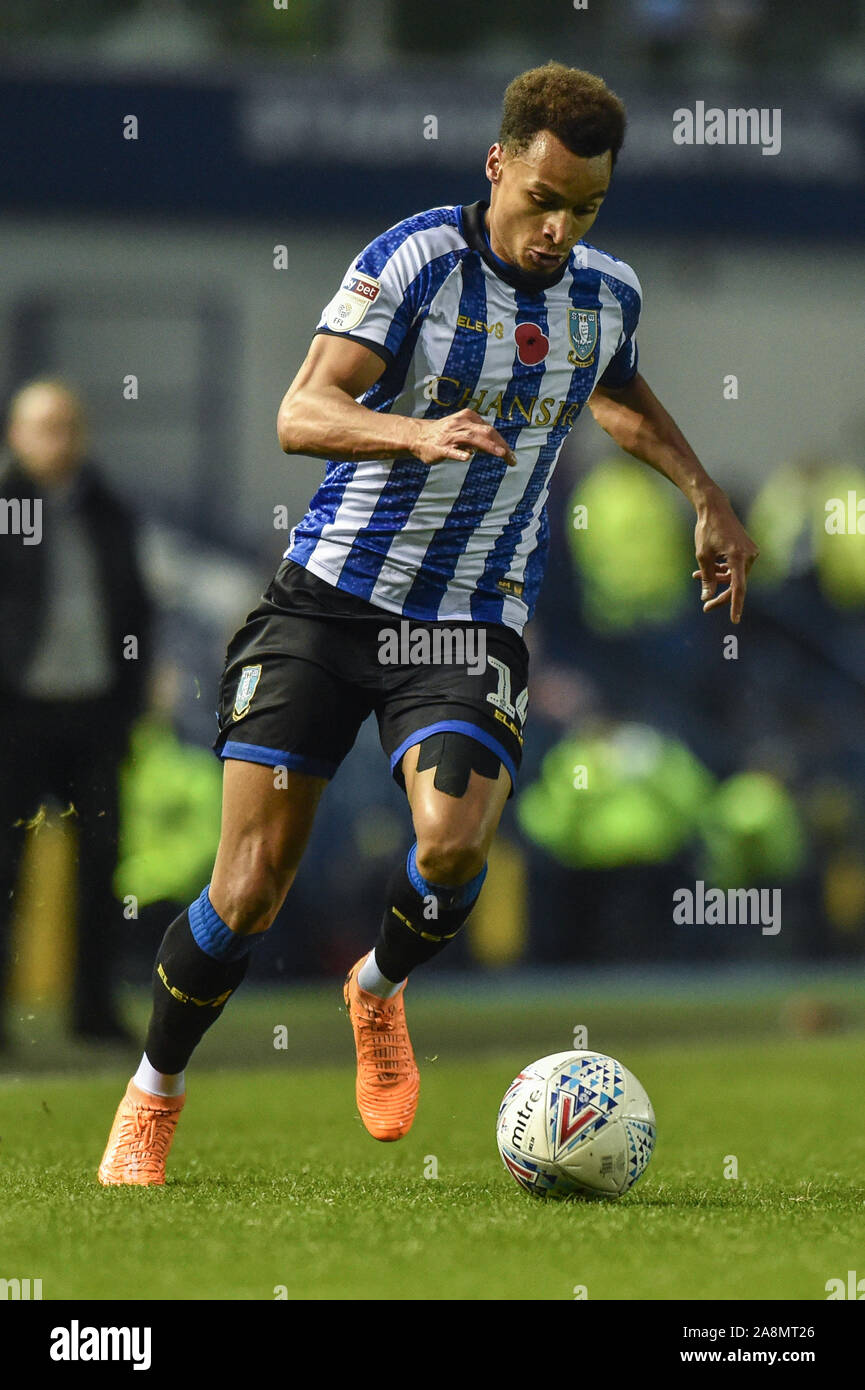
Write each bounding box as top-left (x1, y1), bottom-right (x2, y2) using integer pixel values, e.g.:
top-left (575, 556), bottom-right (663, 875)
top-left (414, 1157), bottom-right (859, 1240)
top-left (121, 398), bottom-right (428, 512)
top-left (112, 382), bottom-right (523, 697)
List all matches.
top-left (1, 976), bottom-right (864, 1301)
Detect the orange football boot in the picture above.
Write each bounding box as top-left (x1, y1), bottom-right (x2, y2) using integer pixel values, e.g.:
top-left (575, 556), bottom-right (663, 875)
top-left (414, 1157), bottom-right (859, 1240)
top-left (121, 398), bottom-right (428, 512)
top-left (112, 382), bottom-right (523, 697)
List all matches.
top-left (97, 1079), bottom-right (185, 1186)
top-left (343, 957), bottom-right (420, 1141)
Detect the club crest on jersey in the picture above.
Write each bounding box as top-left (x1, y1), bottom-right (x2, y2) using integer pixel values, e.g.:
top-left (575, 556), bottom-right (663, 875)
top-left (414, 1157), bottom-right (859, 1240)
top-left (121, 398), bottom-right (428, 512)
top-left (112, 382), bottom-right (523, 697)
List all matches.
top-left (325, 272), bottom-right (381, 332)
top-left (567, 308), bottom-right (598, 366)
top-left (232, 664), bottom-right (262, 721)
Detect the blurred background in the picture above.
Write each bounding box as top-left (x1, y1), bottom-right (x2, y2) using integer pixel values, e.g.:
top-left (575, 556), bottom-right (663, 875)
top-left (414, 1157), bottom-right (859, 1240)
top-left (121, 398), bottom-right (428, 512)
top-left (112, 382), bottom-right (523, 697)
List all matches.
top-left (2, 0), bottom-right (865, 1054)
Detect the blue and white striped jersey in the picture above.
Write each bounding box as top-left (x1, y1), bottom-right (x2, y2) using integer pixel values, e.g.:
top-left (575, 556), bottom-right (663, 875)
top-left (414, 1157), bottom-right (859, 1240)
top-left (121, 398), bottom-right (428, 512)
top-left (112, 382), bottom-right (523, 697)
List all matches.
top-left (285, 200), bottom-right (642, 634)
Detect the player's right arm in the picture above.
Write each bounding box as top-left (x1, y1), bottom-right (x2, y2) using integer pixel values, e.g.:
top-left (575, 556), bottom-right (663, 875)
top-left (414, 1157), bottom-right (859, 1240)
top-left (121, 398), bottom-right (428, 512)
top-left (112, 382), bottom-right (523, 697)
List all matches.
top-left (277, 333), bottom-right (516, 467)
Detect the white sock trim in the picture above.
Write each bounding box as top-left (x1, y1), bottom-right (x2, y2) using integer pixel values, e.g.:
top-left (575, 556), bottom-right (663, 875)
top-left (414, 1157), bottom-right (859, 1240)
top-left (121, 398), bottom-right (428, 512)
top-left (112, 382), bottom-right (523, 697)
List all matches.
top-left (134, 1053), bottom-right (186, 1099)
top-left (356, 950), bottom-right (405, 1000)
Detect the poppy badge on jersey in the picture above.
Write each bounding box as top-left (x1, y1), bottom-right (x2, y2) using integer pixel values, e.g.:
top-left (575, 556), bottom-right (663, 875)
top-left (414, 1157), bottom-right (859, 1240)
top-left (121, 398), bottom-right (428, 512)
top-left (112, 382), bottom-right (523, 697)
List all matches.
top-left (325, 272), bottom-right (382, 332)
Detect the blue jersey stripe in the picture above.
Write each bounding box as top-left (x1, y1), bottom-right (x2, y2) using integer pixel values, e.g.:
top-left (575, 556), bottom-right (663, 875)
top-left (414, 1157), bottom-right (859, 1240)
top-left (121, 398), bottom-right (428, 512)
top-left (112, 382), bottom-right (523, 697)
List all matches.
top-left (411, 281), bottom-right (554, 619)
top-left (598, 269), bottom-right (641, 340)
top-left (356, 207), bottom-right (460, 279)
top-left (469, 448), bottom-right (552, 623)
top-left (400, 257), bottom-right (494, 613)
top-left (596, 269), bottom-right (641, 388)
top-left (381, 248), bottom-right (465, 362)
top-left (360, 317), bottom-right (425, 415)
top-left (287, 459), bottom-right (360, 567)
top-left (520, 506), bottom-right (549, 616)
top-left (362, 249), bottom-right (468, 412)
top-left (327, 457), bottom-right (432, 600)
top-left (331, 278), bottom-right (468, 600)
top-left (466, 288), bottom-right (558, 622)
top-left (291, 248), bottom-right (468, 582)
top-left (471, 271), bottom-right (605, 621)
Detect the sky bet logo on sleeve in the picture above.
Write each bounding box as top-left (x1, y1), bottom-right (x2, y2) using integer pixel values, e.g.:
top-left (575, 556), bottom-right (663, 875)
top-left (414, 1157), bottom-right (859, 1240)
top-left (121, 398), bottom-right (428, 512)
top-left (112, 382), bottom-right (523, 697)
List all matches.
top-left (325, 271), bottom-right (381, 332)
top-left (344, 274), bottom-right (380, 303)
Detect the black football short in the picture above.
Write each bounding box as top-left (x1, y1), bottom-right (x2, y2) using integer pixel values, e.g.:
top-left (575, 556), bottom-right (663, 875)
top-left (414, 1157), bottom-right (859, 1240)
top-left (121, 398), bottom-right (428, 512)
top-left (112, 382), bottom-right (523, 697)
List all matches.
top-left (212, 559), bottom-right (530, 796)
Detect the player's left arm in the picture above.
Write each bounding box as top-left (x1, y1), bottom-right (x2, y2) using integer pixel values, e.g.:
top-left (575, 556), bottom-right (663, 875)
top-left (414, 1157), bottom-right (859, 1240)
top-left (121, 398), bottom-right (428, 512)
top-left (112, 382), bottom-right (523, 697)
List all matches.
top-left (588, 372), bottom-right (759, 623)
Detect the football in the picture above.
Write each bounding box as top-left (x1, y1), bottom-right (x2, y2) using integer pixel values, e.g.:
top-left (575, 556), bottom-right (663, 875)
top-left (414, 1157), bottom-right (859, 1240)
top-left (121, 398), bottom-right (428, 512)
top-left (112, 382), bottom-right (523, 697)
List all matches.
top-left (496, 1051), bottom-right (656, 1199)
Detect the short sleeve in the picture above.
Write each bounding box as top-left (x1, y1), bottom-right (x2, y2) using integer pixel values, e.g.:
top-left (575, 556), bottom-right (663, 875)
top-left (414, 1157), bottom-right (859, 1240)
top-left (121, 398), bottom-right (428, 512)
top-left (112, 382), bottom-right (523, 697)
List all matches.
top-left (598, 334), bottom-right (639, 389)
top-left (597, 265), bottom-right (642, 390)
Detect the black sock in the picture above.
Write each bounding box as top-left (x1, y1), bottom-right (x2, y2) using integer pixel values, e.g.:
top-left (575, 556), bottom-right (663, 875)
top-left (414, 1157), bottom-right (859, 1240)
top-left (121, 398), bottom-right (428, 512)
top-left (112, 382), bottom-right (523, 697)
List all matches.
top-left (144, 907), bottom-right (251, 1074)
top-left (372, 844), bottom-right (487, 982)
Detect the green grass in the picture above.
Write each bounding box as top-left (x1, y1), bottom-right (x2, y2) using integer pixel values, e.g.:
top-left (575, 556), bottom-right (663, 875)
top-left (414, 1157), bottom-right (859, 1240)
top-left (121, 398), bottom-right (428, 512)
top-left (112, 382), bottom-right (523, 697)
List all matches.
top-left (1, 986), bottom-right (864, 1301)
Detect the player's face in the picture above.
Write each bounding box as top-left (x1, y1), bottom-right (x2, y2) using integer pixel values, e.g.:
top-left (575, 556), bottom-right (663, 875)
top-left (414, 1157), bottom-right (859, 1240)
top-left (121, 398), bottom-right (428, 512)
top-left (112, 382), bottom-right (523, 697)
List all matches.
top-left (485, 131), bottom-right (612, 275)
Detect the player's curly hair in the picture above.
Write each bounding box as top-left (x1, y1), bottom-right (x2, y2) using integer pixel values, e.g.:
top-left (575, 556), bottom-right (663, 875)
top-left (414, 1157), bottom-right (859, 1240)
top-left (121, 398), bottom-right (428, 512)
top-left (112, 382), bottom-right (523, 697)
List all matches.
top-left (500, 62), bottom-right (626, 166)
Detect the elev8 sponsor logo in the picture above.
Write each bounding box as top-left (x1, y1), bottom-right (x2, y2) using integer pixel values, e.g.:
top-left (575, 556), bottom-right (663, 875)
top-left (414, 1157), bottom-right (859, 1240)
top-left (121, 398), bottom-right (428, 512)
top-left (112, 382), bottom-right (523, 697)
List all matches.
top-left (50, 1321), bottom-right (152, 1371)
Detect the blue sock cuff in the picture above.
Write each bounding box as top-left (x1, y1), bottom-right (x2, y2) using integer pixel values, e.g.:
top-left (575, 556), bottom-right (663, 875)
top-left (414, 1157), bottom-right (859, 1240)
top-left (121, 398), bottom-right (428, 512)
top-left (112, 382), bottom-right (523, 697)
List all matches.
top-left (188, 885), bottom-right (257, 962)
top-left (406, 843), bottom-right (488, 911)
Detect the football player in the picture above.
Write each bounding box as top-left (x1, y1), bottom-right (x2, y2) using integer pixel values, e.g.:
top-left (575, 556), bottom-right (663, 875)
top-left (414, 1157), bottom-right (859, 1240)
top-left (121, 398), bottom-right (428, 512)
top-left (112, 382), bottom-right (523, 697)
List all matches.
top-left (99, 62), bottom-right (757, 1184)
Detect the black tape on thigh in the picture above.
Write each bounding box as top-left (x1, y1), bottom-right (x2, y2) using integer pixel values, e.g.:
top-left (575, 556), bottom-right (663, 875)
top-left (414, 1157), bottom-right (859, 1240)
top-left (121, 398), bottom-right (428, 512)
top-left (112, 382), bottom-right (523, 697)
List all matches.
top-left (414, 732), bottom-right (501, 798)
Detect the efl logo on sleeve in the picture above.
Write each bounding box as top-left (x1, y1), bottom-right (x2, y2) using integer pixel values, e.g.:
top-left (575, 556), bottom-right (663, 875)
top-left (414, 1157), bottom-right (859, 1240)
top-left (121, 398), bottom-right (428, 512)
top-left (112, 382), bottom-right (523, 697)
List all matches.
top-left (325, 271), bottom-right (381, 332)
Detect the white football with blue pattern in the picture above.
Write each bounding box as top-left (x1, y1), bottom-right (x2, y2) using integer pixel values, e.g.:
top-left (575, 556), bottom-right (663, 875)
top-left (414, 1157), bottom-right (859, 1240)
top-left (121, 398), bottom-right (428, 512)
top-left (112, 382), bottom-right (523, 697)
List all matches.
top-left (496, 1050), bottom-right (655, 1199)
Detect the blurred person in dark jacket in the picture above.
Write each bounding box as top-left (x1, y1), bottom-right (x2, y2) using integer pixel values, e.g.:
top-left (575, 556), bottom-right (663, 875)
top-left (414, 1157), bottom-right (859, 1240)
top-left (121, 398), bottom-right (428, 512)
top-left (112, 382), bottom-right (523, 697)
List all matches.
top-left (0, 379), bottom-right (153, 1044)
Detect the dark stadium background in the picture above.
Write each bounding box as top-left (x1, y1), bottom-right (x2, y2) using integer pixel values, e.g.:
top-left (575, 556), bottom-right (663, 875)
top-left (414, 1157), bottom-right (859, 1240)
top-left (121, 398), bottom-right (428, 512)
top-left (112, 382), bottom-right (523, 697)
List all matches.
top-left (3, 0), bottom-right (865, 1011)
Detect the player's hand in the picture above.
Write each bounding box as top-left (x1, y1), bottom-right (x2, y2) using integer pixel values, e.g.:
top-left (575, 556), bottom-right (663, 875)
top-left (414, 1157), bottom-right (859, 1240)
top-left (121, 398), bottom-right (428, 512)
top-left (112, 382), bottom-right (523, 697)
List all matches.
top-left (692, 491), bottom-right (759, 624)
top-left (410, 410), bottom-right (517, 467)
